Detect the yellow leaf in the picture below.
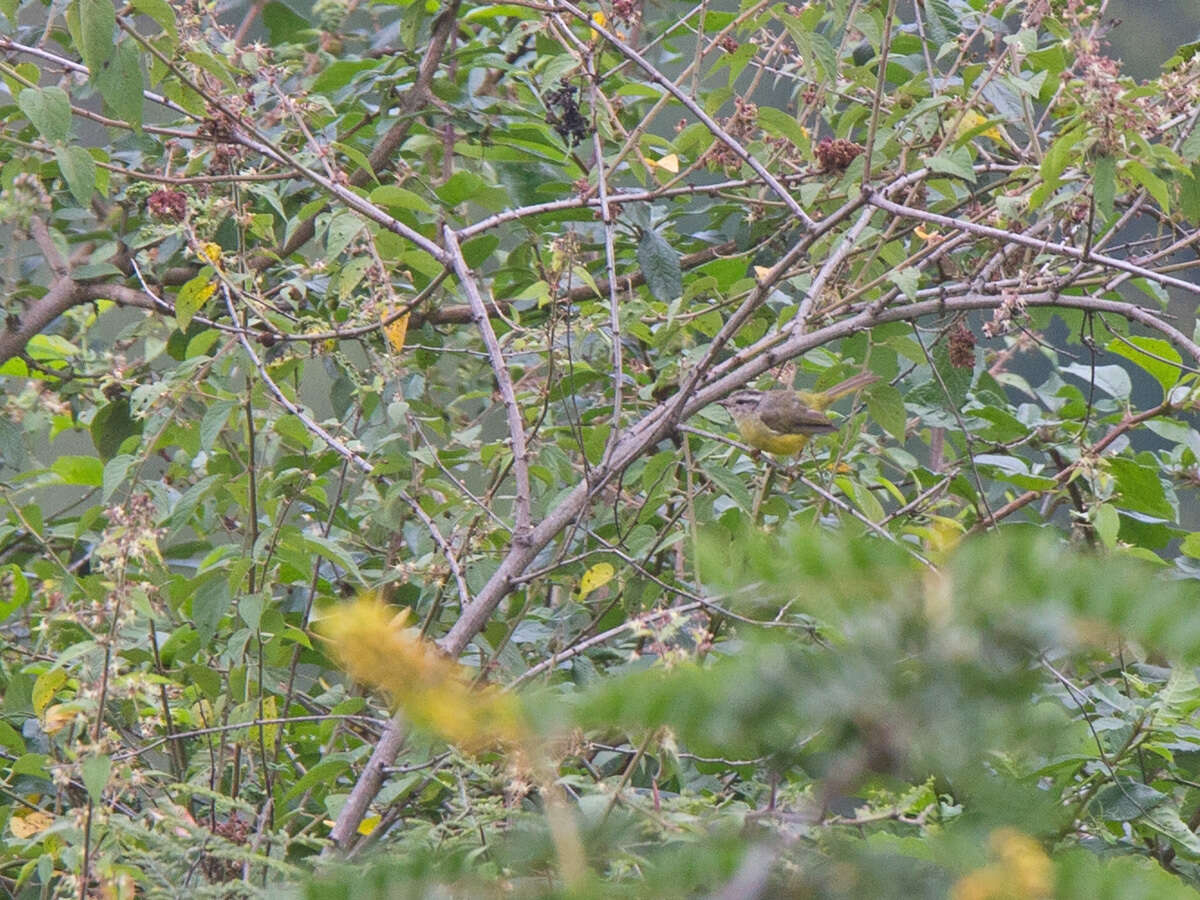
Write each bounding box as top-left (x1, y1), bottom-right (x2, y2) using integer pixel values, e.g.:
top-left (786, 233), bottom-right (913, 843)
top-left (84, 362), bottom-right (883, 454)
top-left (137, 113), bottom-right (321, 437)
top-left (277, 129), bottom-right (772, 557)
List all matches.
top-left (257, 695), bottom-right (278, 747)
top-left (575, 562), bottom-right (615, 600)
top-left (915, 225), bottom-right (943, 243)
top-left (589, 10), bottom-right (605, 38)
top-left (753, 265), bottom-right (772, 281)
top-left (197, 241), bottom-right (223, 268)
top-left (953, 109), bottom-right (1004, 144)
top-left (32, 669), bottom-right (66, 717)
top-left (357, 815), bottom-right (381, 836)
top-left (382, 307), bottom-right (410, 354)
top-left (9, 809), bottom-right (52, 838)
top-left (42, 703), bottom-right (82, 734)
top-left (645, 153), bottom-right (680, 173)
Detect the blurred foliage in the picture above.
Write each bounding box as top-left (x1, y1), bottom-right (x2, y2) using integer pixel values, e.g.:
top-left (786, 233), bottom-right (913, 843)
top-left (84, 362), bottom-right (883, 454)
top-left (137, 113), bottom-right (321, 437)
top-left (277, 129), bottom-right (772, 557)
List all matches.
top-left (3, 0), bottom-right (1200, 896)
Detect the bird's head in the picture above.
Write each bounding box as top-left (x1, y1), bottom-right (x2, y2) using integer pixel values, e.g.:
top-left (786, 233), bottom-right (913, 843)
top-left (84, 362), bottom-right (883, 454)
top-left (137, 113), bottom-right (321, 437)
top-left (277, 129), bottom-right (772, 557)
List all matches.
top-left (717, 390), bottom-right (763, 422)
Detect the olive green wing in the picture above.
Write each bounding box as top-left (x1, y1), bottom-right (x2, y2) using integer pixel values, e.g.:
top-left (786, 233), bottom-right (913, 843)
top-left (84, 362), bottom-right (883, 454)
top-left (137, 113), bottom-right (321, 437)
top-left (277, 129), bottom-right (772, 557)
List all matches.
top-left (759, 392), bottom-right (837, 435)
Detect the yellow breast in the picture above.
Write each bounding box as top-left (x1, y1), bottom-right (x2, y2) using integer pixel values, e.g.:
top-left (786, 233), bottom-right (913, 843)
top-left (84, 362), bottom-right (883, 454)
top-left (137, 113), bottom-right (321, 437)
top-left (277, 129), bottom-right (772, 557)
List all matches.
top-left (733, 419), bottom-right (813, 456)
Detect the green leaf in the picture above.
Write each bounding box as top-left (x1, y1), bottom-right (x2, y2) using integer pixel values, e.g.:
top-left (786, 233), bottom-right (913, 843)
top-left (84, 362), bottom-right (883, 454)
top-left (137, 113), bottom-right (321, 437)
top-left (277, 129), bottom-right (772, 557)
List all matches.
top-left (1107, 457), bottom-right (1173, 520)
top-left (54, 145), bottom-right (96, 205)
top-left (701, 462), bottom-right (754, 513)
top-left (185, 328), bottom-right (221, 359)
top-left (325, 211), bottom-right (364, 258)
top-left (312, 59), bottom-right (384, 94)
top-left (19, 86), bottom-right (71, 142)
top-left (435, 171), bottom-right (485, 207)
top-left (1, 63), bottom-right (38, 101)
top-left (281, 757), bottom-right (352, 805)
top-left (191, 574), bottom-right (232, 647)
top-left (908, 339), bottom-right (972, 412)
top-left (94, 39), bottom-right (144, 132)
top-left (0, 720), bottom-right (23, 755)
top-left (808, 30), bottom-right (838, 82)
top-left (1094, 502), bottom-right (1119, 548)
top-left (102, 454), bottom-right (137, 501)
top-left (924, 0), bottom-right (957, 47)
top-left (756, 106), bottom-right (809, 150)
top-left (1183, 125), bottom-right (1200, 164)
top-left (81, 755), bottom-right (111, 803)
top-left (130, 0), bottom-right (177, 41)
top-left (1142, 804), bottom-right (1200, 857)
top-left (369, 185), bottom-right (433, 214)
top-left (866, 383), bottom-right (906, 442)
top-left (183, 663), bottom-right (222, 699)
top-left (890, 266), bottom-right (920, 300)
top-left (0, 416), bottom-right (29, 471)
top-left (924, 146), bottom-right (976, 181)
top-left (637, 229), bottom-right (682, 302)
top-left (1105, 335), bottom-right (1182, 395)
top-left (1181, 532), bottom-right (1200, 558)
top-left (1062, 362), bottom-right (1130, 399)
top-left (1040, 125), bottom-right (1083, 194)
top-left (837, 475), bottom-right (885, 521)
top-left (332, 141), bottom-right (376, 183)
top-left (0, 564), bottom-right (31, 622)
top-left (91, 398), bottom-right (142, 461)
top-left (463, 235), bottom-right (499, 268)
top-left (640, 450), bottom-right (677, 494)
top-left (1092, 778), bottom-right (1166, 821)
top-left (273, 414), bottom-right (315, 448)
top-left (286, 531), bottom-right (364, 584)
top-left (1180, 170), bottom-right (1200, 224)
top-left (261, 1), bottom-right (311, 44)
top-left (79, 0), bottom-right (117, 72)
top-left (51, 455), bottom-right (104, 486)
top-left (174, 269), bottom-right (216, 331)
top-left (1124, 160), bottom-right (1170, 212)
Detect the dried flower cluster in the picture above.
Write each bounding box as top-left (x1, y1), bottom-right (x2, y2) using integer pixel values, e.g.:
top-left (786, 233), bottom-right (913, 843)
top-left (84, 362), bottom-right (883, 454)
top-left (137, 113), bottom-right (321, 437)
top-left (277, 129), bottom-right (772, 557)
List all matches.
top-left (948, 320), bottom-right (977, 369)
top-left (611, 0), bottom-right (639, 26)
top-left (704, 96), bottom-right (758, 170)
top-left (983, 290), bottom-right (1027, 338)
top-left (147, 189), bottom-right (188, 222)
top-left (814, 137), bottom-right (865, 172)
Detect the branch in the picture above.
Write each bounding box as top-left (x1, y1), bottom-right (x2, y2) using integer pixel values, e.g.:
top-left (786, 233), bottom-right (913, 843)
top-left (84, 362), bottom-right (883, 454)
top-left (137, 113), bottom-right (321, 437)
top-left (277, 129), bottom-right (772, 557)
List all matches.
top-left (553, 0), bottom-right (815, 230)
top-left (29, 217), bottom-right (67, 278)
top-left (968, 400), bottom-right (1178, 533)
top-left (442, 227), bottom-right (533, 542)
top-left (0, 281), bottom-right (157, 367)
top-left (867, 191), bottom-right (1200, 297)
top-left (325, 282), bottom-right (1200, 844)
top-left (417, 239), bottom-right (737, 325)
top-left (263, 0), bottom-right (463, 264)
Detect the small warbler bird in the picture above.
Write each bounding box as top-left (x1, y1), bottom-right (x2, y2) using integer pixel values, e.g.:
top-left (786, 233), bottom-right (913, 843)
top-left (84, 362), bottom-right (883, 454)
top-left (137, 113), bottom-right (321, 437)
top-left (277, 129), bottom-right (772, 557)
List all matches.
top-left (717, 372), bottom-right (878, 456)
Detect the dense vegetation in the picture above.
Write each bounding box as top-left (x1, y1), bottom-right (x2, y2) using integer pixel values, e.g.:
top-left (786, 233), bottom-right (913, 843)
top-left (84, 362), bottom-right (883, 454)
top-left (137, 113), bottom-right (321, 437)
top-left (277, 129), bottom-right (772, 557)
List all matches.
top-left (4, 0), bottom-right (1200, 895)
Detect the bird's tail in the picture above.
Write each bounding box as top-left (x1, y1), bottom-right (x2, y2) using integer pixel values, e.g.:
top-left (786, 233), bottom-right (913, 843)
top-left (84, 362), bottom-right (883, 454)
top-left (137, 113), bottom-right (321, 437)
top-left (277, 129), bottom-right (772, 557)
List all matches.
top-left (815, 372), bottom-right (879, 408)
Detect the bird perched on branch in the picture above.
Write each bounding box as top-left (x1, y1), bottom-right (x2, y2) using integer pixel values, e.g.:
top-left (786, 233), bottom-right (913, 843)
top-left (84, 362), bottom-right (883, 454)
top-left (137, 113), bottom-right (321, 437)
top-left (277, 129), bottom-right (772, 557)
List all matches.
top-left (717, 372), bottom-right (878, 456)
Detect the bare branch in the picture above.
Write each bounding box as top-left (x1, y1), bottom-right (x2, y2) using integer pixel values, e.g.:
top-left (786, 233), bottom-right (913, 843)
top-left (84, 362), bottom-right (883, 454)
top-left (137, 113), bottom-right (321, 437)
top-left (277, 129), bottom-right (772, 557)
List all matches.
top-left (442, 227), bottom-right (534, 543)
top-left (554, 0), bottom-right (816, 230)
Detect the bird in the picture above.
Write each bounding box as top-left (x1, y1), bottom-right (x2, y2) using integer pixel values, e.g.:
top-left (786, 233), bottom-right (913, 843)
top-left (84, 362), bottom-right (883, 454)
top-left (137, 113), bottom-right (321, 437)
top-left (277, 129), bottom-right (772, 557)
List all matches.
top-left (717, 372), bottom-right (878, 456)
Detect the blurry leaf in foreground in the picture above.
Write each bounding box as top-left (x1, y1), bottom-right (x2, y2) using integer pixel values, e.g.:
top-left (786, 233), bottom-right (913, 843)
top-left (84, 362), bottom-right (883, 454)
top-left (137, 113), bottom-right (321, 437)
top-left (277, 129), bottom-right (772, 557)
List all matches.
top-left (319, 595), bottom-right (525, 751)
top-left (950, 828), bottom-right (1052, 900)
